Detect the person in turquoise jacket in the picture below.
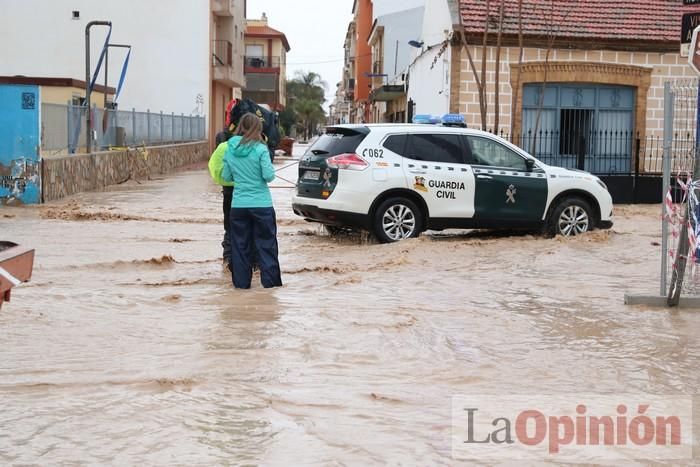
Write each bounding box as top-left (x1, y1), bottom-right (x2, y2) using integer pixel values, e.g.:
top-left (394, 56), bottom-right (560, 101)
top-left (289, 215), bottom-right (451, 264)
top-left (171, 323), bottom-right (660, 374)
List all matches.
top-left (221, 113), bottom-right (282, 289)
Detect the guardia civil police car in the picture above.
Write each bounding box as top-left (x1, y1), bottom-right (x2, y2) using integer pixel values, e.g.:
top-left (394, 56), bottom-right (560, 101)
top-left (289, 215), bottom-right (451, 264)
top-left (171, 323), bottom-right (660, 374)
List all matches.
top-left (291, 116), bottom-right (613, 243)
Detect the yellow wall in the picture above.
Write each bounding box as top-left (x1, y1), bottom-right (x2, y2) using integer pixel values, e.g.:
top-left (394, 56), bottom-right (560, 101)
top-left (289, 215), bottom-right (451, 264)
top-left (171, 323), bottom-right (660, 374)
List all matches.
top-left (41, 86), bottom-right (111, 108)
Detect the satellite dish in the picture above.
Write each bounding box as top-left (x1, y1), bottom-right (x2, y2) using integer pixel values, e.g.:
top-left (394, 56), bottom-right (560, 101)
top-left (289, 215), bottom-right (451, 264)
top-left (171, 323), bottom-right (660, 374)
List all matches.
top-left (408, 40), bottom-right (424, 48)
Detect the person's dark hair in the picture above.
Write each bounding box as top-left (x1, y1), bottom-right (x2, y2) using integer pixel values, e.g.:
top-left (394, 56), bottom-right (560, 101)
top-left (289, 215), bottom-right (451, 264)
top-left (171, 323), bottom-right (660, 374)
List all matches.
top-left (235, 113), bottom-right (264, 146)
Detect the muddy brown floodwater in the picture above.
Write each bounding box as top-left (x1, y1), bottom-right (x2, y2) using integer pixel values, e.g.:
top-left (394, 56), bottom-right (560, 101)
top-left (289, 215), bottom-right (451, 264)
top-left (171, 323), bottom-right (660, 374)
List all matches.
top-left (1, 150), bottom-right (699, 465)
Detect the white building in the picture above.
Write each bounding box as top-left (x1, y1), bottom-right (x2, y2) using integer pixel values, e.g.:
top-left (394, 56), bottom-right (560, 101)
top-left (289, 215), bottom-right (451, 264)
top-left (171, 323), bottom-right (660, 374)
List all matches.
top-left (372, 0), bottom-right (424, 18)
top-left (405, 0), bottom-right (457, 118)
top-left (0, 0), bottom-right (246, 146)
top-left (368, 4), bottom-right (425, 122)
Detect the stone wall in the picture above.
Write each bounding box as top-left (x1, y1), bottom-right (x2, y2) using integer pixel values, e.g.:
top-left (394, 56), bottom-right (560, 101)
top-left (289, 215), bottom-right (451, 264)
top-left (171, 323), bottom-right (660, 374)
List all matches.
top-left (41, 141), bottom-right (208, 202)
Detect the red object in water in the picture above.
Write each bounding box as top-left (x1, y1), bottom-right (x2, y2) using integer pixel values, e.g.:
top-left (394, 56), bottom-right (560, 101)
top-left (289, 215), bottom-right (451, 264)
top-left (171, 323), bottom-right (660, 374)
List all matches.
top-left (277, 137), bottom-right (294, 155)
top-left (0, 242), bottom-right (35, 310)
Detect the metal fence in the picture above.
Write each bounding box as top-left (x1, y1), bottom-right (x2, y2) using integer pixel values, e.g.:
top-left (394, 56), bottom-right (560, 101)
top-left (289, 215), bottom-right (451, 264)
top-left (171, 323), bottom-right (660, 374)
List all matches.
top-left (40, 103), bottom-right (206, 155)
top-left (489, 130), bottom-right (672, 176)
top-left (660, 79), bottom-right (700, 300)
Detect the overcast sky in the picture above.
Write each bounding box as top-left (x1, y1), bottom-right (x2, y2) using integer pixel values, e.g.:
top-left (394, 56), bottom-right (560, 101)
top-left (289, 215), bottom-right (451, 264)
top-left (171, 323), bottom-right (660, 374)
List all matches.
top-left (246, 0), bottom-right (354, 110)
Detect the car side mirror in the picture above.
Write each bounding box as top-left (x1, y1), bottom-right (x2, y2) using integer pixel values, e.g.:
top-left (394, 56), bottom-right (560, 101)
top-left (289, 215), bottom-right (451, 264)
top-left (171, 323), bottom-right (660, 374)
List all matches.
top-left (525, 158), bottom-right (536, 171)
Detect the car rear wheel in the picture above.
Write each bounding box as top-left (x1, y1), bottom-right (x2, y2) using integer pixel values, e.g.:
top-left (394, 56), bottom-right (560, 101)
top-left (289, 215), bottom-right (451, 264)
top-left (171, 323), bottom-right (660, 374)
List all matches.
top-left (373, 197), bottom-right (423, 243)
top-left (547, 197), bottom-right (594, 237)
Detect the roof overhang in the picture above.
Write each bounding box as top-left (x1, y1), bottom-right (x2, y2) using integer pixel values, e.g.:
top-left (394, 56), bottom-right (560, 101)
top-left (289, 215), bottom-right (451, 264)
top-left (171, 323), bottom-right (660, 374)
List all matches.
top-left (0, 76), bottom-right (116, 94)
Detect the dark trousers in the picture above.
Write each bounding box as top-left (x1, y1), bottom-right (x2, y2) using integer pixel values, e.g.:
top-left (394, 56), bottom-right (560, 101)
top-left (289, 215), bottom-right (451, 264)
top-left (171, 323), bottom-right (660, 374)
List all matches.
top-left (229, 207), bottom-right (282, 289)
top-left (222, 186), bottom-right (234, 261)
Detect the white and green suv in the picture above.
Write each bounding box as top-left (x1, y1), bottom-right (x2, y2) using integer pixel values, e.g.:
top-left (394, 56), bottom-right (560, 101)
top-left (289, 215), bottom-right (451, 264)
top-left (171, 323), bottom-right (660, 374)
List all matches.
top-left (292, 124), bottom-right (613, 243)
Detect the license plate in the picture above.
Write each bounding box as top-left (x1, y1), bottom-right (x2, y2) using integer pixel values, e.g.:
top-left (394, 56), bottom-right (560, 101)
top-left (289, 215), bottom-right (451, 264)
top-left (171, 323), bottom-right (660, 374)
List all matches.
top-left (302, 170), bottom-right (320, 181)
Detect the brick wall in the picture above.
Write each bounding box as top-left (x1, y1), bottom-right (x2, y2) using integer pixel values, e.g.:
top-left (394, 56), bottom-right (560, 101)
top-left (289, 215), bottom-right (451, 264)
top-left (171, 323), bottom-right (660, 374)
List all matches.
top-left (41, 141), bottom-right (209, 202)
top-left (457, 45), bottom-right (697, 136)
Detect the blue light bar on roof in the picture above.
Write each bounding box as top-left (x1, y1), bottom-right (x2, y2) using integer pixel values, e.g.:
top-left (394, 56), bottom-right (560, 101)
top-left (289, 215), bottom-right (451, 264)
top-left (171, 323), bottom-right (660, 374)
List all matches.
top-left (412, 114), bottom-right (441, 124)
top-left (441, 113), bottom-right (466, 126)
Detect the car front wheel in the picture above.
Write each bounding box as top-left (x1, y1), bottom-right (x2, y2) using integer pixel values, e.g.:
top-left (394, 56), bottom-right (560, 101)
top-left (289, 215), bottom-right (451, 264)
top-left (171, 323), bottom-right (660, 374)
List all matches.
top-left (373, 197), bottom-right (424, 243)
top-left (548, 197), bottom-right (594, 237)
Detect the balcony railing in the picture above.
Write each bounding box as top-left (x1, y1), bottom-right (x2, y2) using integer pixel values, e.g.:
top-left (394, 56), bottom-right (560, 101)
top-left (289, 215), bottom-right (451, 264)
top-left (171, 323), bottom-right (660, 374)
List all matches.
top-left (213, 40), bottom-right (232, 67)
top-left (244, 56), bottom-right (281, 69)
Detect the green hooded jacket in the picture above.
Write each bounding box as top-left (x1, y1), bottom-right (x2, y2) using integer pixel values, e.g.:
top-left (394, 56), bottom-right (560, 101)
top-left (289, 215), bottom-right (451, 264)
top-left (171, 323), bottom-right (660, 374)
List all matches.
top-left (208, 142), bottom-right (234, 187)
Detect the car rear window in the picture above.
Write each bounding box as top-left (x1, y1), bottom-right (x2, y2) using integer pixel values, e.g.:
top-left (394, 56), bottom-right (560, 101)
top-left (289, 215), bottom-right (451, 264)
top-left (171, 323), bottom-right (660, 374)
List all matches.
top-left (383, 134), bottom-right (408, 155)
top-left (307, 128), bottom-right (367, 157)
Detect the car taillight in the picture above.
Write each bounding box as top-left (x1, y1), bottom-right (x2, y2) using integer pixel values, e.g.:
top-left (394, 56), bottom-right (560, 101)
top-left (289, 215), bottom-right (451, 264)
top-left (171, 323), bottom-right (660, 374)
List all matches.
top-left (326, 153), bottom-right (369, 171)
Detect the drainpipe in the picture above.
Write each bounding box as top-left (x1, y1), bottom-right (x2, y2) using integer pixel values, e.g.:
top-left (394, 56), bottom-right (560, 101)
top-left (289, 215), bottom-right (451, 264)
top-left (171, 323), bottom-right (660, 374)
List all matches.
top-left (85, 20), bottom-right (111, 154)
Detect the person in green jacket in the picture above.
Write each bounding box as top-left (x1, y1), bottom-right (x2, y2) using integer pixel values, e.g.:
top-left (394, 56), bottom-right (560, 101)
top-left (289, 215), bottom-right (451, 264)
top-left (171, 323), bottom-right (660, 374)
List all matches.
top-left (208, 133), bottom-right (235, 267)
top-left (221, 113), bottom-right (282, 289)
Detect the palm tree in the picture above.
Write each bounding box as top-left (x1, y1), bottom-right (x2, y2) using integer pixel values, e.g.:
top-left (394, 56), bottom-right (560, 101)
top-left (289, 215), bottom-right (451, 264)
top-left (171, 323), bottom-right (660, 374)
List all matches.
top-left (285, 71), bottom-right (328, 140)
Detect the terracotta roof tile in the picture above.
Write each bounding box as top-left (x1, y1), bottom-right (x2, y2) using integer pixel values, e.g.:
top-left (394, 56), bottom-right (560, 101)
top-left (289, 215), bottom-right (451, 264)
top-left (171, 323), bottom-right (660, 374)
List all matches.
top-left (245, 25), bottom-right (291, 51)
top-left (459, 0), bottom-right (685, 43)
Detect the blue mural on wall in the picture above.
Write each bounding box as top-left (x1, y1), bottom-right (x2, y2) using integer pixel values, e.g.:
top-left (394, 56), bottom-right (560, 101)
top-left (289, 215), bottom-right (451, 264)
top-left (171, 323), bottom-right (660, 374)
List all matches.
top-left (0, 84), bottom-right (41, 205)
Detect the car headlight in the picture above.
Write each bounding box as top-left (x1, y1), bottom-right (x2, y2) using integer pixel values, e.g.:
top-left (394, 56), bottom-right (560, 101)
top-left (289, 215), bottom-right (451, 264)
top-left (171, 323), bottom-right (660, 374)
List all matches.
top-left (596, 179), bottom-right (608, 191)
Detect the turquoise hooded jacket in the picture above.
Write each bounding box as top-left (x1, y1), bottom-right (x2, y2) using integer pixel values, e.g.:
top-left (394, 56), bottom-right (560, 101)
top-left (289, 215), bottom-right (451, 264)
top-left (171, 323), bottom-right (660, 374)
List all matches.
top-left (221, 136), bottom-right (276, 208)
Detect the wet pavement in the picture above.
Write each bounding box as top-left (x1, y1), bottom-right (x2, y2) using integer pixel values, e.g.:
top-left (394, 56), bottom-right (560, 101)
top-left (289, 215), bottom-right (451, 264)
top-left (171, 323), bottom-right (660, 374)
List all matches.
top-left (1, 147), bottom-right (699, 465)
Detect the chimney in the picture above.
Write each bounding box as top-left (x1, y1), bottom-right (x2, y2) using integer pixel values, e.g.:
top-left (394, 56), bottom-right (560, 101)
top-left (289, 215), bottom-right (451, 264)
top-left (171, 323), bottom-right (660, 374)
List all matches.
top-left (261, 12), bottom-right (268, 24)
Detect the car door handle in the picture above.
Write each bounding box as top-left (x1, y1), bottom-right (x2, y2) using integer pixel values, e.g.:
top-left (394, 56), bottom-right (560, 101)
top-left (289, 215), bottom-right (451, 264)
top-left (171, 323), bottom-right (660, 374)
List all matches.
top-left (476, 174), bottom-right (493, 180)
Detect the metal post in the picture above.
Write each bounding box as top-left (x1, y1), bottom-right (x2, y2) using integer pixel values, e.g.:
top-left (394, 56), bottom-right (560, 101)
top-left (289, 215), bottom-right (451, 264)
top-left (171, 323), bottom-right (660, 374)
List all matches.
top-left (112, 105), bottom-right (117, 147)
top-left (85, 21), bottom-right (111, 154)
top-left (181, 113), bottom-right (185, 140)
top-left (132, 108), bottom-right (136, 145)
top-left (160, 111), bottom-right (164, 143)
top-left (104, 45), bottom-right (109, 110)
top-left (633, 136), bottom-right (641, 203)
top-left (91, 103), bottom-right (97, 151)
top-left (146, 109), bottom-right (151, 145)
top-left (171, 112), bottom-right (175, 143)
top-left (66, 100), bottom-right (72, 153)
top-left (661, 82), bottom-right (673, 296)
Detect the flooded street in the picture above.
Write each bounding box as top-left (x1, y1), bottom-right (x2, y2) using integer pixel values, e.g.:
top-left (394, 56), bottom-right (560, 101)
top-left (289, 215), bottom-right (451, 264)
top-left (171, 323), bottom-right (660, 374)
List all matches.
top-left (1, 148), bottom-right (699, 465)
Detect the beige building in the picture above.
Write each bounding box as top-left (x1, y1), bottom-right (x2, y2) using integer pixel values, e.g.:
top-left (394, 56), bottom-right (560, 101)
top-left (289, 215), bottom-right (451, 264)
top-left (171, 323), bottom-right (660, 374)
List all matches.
top-left (243, 14), bottom-right (290, 111)
top-left (443, 0), bottom-right (691, 177)
top-left (209, 0), bottom-right (247, 147)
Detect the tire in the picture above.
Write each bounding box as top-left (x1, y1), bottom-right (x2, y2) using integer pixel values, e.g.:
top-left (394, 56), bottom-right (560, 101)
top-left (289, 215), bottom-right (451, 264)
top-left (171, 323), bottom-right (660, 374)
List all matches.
top-left (547, 197), bottom-right (594, 237)
top-left (373, 197), bottom-right (424, 243)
